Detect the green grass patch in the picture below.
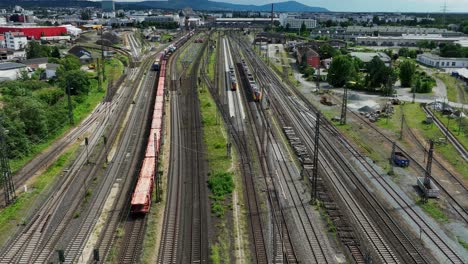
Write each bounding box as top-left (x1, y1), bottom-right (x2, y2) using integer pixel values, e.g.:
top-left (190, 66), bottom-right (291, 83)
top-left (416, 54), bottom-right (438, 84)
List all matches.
top-left (208, 171), bottom-right (234, 217)
top-left (0, 143), bottom-right (79, 244)
top-left (432, 111), bottom-right (467, 150)
top-left (209, 221), bottom-right (230, 264)
top-left (198, 85), bottom-right (234, 217)
top-left (457, 236), bottom-right (468, 250)
top-left (434, 73), bottom-right (467, 104)
top-left (417, 199), bottom-right (448, 223)
top-left (373, 103), bottom-right (467, 178)
top-left (161, 33), bottom-right (172, 42)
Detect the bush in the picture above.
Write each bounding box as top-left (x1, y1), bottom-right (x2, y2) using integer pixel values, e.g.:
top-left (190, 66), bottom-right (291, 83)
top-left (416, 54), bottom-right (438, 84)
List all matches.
top-left (208, 172), bottom-right (234, 199)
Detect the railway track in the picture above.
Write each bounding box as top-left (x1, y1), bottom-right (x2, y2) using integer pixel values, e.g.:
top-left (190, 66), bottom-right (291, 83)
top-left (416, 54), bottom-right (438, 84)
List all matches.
top-left (325, 96), bottom-right (468, 223)
top-left (61, 59), bottom-right (158, 263)
top-left (422, 105), bottom-right (468, 161)
top-left (235, 37), bottom-right (432, 263)
top-left (119, 216), bottom-right (146, 263)
top-left (240, 36), bottom-right (467, 263)
top-left (157, 35), bottom-right (209, 264)
top-left (226, 39), bottom-right (301, 263)
top-left (200, 35), bottom-right (268, 263)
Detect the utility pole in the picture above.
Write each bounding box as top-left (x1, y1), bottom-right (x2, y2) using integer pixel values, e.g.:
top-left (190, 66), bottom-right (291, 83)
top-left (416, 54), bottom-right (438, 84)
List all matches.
top-left (340, 83), bottom-right (349, 125)
top-left (66, 81), bottom-right (74, 125)
top-left (400, 110), bottom-right (405, 140)
top-left (96, 58), bottom-right (102, 92)
top-left (0, 118), bottom-right (16, 206)
top-left (311, 112), bottom-right (320, 202)
top-left (101, 28), bottom-right (106, 81)
top-left (316, 66), bottom-right (320, 91)
top-left (390, 142), bottom-right (396, 175)
top-left (423, 140), bottom-right (434, 203)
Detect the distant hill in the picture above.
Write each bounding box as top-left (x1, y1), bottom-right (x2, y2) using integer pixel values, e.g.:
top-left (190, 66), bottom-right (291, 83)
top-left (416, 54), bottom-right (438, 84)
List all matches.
top-left (0, 0), bottom-right (329, 12)
top-left (133, 0), bottom-right (329, 12)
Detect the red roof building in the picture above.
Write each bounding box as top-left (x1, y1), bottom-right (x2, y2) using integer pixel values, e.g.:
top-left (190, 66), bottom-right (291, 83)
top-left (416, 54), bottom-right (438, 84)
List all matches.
top-left (296, 47), bottom-right (321, 68)
top-left (0, 26), bottom-right (67, 40)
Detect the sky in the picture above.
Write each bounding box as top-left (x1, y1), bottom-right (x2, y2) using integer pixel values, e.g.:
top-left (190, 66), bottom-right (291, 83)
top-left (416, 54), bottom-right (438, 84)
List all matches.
top-left (111, 0), bottom-right (468, 12)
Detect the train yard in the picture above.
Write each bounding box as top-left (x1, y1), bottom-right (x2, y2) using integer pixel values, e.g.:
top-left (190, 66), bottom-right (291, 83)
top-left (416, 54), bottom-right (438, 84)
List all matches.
top-left (0, 28), bottom-right (466, 264)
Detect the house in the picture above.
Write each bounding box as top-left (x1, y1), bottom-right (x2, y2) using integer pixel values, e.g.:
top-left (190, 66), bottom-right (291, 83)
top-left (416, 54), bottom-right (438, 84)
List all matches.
top-left (417, 53), bottom-right (468, 68)
top-left (68, 46), bottom-right (93, 63)
top-left (42, 63), bottom-right (59, 79)
top-left (21, 57), bottom-right (48, 71)
top-left (296, 47), bottom-right (320, 68)
top-left (0, 62), bottom-right (27, 82)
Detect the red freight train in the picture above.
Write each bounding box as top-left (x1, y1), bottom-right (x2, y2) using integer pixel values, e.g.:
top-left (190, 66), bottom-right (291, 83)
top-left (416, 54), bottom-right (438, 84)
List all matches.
top-left (130, 32), bottom-right (193, 214)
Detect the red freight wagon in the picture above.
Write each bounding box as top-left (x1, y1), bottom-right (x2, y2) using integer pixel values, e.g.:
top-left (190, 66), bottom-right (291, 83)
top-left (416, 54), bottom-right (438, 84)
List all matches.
top-left (152, 116), bottom-right (162, 130)
top-left (131, 177), bottom-right (154, 213)
top-left (146, 134), bottom-right (156, 158)
top-left (140, 157), bottom-right (156, 179)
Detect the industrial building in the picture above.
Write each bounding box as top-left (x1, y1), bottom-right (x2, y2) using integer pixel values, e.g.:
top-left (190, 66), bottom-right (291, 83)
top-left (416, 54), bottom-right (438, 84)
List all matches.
top-left (417, 53), bottom-right (468, 68)
top-left (0, 26), bottom-right (67, 40)
top-left (279, 14), bottom-right (317, 29)
top-left (356, 35), bottom-right (468, 47)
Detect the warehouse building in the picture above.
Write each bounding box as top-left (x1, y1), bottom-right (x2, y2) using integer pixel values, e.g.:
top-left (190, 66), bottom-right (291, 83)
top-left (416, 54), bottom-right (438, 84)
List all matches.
top-left (0, 26), bottom-right (67, 39)
top-left (417, 53), bottom-right (468, 68)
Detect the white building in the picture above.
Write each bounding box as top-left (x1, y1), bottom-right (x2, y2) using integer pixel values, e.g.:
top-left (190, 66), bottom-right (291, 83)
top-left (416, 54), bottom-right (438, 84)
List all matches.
top-left (279, 14), bottom-right (316, 29)
top-left (0, 62), bottom-right (27, 82)
top-left (0, 17), bottom-right (6, 25)
top-left (4, 32), bottom-right (27, 51)
top-left (63, 24), bottom-right (82, 37)
top-left (417, 53), bottom-right (468, 68)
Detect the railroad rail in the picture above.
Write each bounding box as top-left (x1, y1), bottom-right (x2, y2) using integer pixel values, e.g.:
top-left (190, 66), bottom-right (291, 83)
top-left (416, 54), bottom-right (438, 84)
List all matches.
top-left (239, 36), bottom-right (467, 263)
top-left (422, 105), bottom-right (468, 161)
top-left (200, 35), bottom-right (268, 263)
top-left (324, 94), bottom-right (468, 223)
top-left (235, 36), bottom-right (431, 263)
top-left (157, 34), bottom-right (209, 264)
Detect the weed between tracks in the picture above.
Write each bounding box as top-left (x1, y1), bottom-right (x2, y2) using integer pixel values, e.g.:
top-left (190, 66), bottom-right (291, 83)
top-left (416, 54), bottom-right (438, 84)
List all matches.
top-left (0, 142), bottom-right (80, 245)
top-left (199, 81), bottom-right (235, 263)
top-left (416, 199), bottom-right (449, 223)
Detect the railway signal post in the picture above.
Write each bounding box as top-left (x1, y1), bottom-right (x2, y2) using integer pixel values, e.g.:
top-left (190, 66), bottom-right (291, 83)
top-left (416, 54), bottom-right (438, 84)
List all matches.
top-left (340, 82), bottom-right (350, 125)
top-left (312, 112), bottom-right (321, 203)
top-left (0, 120), bottom-right (16, 205)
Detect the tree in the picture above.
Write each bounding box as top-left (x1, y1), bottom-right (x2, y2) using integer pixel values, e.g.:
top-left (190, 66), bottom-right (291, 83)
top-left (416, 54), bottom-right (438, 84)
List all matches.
top-left (366, 56), bottom-right (395, 89)
top-left (300, 22), bottom-right (307, 37)
top-left (327, 55), bottom-right (358, 88)
top-left (51, 46), bottom-right (61, 58)
top-left (285, 23), bottom-right (290, 31)
top-left (399, 60), bottom-right (416, 87)
top-left (26, 40), bottom-right (51, 59)
top-left (60, 70), bottom-right (90, 96)
top-left (59, 55), bottom-right (81, 72)
top-left (318, 44), bottom-right (336, 59)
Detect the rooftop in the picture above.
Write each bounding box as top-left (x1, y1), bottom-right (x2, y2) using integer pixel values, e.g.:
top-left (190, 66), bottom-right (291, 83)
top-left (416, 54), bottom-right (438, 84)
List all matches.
top-left (0, 62), bottom-right (26, 70)
top-left (350, 52), bottom-right (391, 63)
top-left (418, 53), bottom-right (468, 61)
